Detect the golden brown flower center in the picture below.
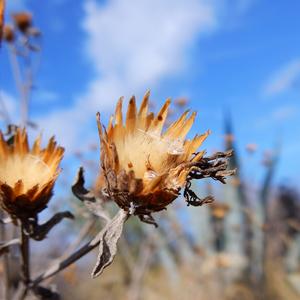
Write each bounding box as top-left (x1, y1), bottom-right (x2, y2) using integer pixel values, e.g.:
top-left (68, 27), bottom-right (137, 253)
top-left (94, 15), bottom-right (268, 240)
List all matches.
top-left (114, 129), bottom-right (185, 178)
top-left (0, 154), bottom-right (52, 192)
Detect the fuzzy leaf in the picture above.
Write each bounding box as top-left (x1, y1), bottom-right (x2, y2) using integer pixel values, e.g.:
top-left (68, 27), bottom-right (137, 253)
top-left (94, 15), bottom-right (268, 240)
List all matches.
top-left (92, 209), bottom-right (129, 278)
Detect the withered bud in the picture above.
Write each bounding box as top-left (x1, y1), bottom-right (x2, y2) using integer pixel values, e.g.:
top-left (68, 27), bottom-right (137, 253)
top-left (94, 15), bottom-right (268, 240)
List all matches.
top-left (230, 177), bottom-right (241, 187)
top-left (12, 12), bottom-right (32, 33)
top-left (210, 202), bottom-right (230, 219)
top-left (224, 133), bottom-right (234, 143)
top-left (174, 97), bottom-right (188, 107)
top-left (3, 25), bottom-right (15, 43)
top-left (246, 143), bottom-right (257, 153)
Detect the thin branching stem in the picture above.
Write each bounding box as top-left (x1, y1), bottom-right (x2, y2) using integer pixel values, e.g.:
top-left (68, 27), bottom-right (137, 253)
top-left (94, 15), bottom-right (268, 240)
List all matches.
top-left (31, 210), bottom-right (123, 286)
top-left (0, 211), bottom-right (11, 300)
top-left (19, 223), bottom-right (30, 300)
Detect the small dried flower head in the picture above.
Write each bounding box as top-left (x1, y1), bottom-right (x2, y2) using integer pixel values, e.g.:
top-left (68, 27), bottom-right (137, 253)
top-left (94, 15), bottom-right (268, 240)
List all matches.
top-left (174, 97), bottom-right (188, 108)
top-left (246, 143), bottom-right (257, 154)
top-left (97, 91), bottom-right (210, 214)
top-left (12, 12), bottom-right (32, 33)
top-left (210, 202), bottom-right (230, 219)
top-left (3, 24), bottom-right (15, 43)
top-left (224, 133), bottom-right (234, 143)
top-left (0, 128), bottom-right (64, 219)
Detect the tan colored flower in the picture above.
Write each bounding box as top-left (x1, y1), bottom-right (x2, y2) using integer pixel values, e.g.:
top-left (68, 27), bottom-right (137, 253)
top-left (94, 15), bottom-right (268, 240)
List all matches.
top-left (12, 12), bottom-right (32, 33)
top-left (97, 91), bottom-right (210, 214)
top-left (0, 128), bottom-right (64, 219)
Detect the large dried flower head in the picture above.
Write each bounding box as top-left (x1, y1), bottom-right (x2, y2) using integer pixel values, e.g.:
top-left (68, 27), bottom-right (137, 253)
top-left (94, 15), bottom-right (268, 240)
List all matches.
top-left (0, 128), bottom-right (64, 219)
top-left (12, 12), bottom-right (32, 33)
top-left (97, 91), bottom-right (212, 215)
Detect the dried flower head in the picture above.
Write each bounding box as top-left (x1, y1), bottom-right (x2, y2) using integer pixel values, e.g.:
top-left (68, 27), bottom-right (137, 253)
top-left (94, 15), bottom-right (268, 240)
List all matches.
top-left (246, 143), bottom-right (257, 154)
top-left (174, 97), bottom-right (188, 107)
top-left (12, 12), bottom-right (32, 33)
top-left (3, 24), bottom-right (15, 43)
top-left (97, 92), bottom-right (234, 220)
top-left (210, 202), bottom-right (230, 219)
top-left (0, 0), bottom-right (4, 42)
top-left (0, 128), bottom-right (64, 219)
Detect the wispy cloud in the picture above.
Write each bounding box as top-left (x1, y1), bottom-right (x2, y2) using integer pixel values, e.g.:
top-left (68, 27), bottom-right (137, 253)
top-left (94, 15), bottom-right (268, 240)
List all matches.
top-left (33, 90), bottom-right (59, 104)
top-left (263, 59), bottom-right (300, 97)
top-left (35, 0), bottom-right (255, 152)
top-left (254, 105), bottom-right (298, 129)
top-left (37, 0), bottom-right (221, 150)
top-left (271, 105), bottom-right (298, 121)
top-left (5, 0), bottom-right (27, 12)
top-left (0, 91), bottom-right (18, 125)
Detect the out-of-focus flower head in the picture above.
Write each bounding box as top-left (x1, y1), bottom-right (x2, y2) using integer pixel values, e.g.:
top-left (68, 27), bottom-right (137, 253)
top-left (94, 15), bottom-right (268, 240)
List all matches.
top-left (210, 202), bottom-right (230, 219)
top-left (3, 24), bottom-right (15, 43)
top-left (12, 12), bottom-right (32, 33)
top-left (246, 143), bottom-right (257, 154)
top-left (0, 0), bottom-right (4, 43)
top-left (0, 128), bottom-right (64, 219)
top-left (174, 97), bottom-right (189, 108)
top-left (97, 91), bottom-right (212, 215)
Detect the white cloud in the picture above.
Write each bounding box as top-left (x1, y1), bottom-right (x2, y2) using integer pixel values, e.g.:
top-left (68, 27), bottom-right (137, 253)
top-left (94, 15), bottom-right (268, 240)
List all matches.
top-left (263, 59), bottom-right (300, 97)
top-left (37, 0), bottom-right (220, 150)
top-left (36, 0), bottom-right (254, 152)
top-left (82, 0), bottom-right (217, 85)
top-left (254, 105), bottom-right (298, 129)
top-left (271, 105), bottom-right (298, 121)
top-left (0, 91), bottom-right (18, 125)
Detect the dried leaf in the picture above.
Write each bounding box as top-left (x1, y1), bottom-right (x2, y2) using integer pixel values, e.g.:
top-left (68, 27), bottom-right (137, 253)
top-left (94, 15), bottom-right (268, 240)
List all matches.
top-left (72, 167), bottom-right (110, 221)
top-left (92, 209), bottom-right (129, 278)
top-left (28, 211), bottom-right (74, 241)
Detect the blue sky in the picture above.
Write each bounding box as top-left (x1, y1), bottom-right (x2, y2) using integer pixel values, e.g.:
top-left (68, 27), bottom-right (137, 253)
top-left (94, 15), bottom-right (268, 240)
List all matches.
top-left (1, 0), bottom-right (300, 189)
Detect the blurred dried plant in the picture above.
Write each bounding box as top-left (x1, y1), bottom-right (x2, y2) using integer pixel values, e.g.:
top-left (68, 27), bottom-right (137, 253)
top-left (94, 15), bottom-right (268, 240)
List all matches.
top-left (1, 11), bottom-right (41, 128)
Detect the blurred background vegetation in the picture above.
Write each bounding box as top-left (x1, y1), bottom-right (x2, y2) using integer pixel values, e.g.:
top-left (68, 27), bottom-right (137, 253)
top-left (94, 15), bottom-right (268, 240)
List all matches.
top-left (1, 1), bottom-right (300, 299)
